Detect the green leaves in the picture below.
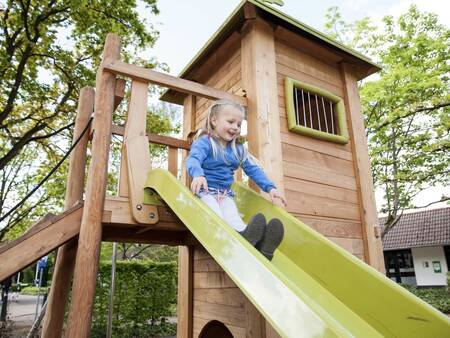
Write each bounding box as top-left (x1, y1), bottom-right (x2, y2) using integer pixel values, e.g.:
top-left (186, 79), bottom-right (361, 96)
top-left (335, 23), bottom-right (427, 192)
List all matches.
top-left (325, 5), bottom-right (450, 235)
top-left (0, 0), bottom-right (173, 241)
top-left (92, 260), bottom-right (177, 337)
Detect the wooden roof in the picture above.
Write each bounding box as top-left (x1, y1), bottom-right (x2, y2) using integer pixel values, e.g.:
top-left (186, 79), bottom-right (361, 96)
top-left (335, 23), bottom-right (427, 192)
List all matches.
top-left (380, 207), bottom-right (450, 250)
top-left (161, 0), bottom-right (381, 104)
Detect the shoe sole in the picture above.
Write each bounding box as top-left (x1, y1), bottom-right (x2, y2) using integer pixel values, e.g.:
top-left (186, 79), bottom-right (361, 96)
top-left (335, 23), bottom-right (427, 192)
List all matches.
top-left (259, 218), bottom-right (284, 261)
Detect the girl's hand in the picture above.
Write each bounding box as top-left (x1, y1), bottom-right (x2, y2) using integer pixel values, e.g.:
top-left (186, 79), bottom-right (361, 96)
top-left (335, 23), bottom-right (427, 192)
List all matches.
top-left (191, 176), bottom-right (208, 195)
top-left (269, 188), bottom-right (287, 207)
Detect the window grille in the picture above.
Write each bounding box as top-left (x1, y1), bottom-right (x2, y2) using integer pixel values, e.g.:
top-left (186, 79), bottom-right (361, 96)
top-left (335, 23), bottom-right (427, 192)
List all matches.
top-left (285, 77), bottom-right (349, 144)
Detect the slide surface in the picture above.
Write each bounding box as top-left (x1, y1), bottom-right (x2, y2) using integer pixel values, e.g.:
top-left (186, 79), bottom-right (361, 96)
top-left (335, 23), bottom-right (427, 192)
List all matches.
top-left (146, 169), bottom-right (450, 338)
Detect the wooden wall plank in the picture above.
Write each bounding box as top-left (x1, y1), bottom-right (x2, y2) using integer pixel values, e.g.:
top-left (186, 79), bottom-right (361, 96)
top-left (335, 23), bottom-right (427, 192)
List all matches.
top-left (194, 257), bottom-right (223, 272)
top-left (328, 237), bottom-right (365, 255)
top-left (282, 143), bottom-right (355, 178)
top-left (284, 176), bottom-right (358, 204)
top-left (275, 40), bottom-right (342, 86)
top-left (194, 272), bottom-right (237, 289)
top-left (194, 288), bottom-right (245, 308)
top-left (280, 132), bottom-right (353, 161)
top-left (283, 161), bottom-right (357, 190)
top-left (285, 189), bottom-right (361, 221)
top-left (194, 300), bottom-right (245, 328)
top-left (274, 26), bottom-right (343, 65)
top-left (296, 214), bottom-right (363, 239)
top-left (276, 63), bottom-right (344, 98)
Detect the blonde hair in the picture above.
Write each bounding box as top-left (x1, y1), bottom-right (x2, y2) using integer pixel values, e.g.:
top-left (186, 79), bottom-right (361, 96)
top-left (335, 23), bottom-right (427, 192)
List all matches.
top-left (194, 100), bottom-right (249, 164)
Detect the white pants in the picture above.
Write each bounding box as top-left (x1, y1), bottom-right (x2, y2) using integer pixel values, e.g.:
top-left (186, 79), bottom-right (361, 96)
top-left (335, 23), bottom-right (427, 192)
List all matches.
top-left (199, 194), bottom-right (247, 232)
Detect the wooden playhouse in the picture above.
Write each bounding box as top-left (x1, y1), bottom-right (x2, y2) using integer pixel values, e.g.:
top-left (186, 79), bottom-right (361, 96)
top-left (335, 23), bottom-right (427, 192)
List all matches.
top-left (160, 1), bottom-right (385, 337)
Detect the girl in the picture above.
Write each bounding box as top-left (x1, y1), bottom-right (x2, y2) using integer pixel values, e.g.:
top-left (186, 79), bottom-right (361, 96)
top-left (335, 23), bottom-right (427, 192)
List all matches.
top-left (185, 99), bottom-right (286, 261)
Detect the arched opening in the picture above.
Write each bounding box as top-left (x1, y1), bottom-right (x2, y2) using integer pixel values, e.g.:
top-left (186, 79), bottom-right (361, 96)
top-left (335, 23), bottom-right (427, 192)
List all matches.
top-left (198, 320), bottom-right (234, 338)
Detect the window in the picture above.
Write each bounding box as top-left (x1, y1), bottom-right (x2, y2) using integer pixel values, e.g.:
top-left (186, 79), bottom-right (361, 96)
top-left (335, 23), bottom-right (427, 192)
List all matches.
top-left (384, 249), bottom-right (416, 286)
top-left (284, 77), bottom-right (349, 144)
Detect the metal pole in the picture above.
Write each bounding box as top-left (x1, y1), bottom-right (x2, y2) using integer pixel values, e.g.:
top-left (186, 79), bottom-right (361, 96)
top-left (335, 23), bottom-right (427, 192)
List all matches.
top-left (106, 242), bottom-right (118, 338)
top-left (34, 268), bottom-right (44, 321)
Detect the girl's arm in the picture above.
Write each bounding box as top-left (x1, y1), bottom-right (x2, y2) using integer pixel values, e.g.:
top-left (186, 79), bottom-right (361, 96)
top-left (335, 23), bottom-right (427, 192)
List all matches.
top-left (241, 155), bottom-right (286, 206)
top-left (185, 136), bottom-right (210, 194)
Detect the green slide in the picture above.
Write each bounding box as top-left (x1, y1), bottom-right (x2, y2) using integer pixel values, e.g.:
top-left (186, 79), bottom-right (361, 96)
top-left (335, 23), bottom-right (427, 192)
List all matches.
top-left (145, 169), bottom-right (450, 338)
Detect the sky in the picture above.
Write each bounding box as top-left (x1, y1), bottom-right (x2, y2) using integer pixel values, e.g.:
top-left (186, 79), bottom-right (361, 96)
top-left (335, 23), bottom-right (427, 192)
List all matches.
top-left (144, 0), bottom-right (449, 211)
top-left (146, 0), bottom-right (450, 75)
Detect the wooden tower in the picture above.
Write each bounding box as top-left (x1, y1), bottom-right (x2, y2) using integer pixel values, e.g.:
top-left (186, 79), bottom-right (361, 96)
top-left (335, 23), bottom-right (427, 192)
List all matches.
top-left (161, 1), bottom-right (384, 337)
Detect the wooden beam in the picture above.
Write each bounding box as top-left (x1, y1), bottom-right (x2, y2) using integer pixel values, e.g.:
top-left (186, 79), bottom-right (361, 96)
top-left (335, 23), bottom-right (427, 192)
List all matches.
top-left (102, 197), bottom-right (185, 231)
top-left (340, 62), bottom-right (385, 273)
top-left (180, 95), bottom-right (196, 186)
top-left (176, 95), bottom-right (196, 338)
top-left (104, 60), bottom-right (247, 106)
top-left (177, 246), bottom-right (194, 338)
top-left (0, 204), bottom-right (83, 282)
top-left (66, 33), bottom-right (121, 338)
top-left (42, 86), bottom-right (94, 338)
top-left (168, 147), bottom-right (178, 176)
top-left (102, 226), bottom-right (187, 246)
top-left (114, 78), bottom-right (126, 111)
top-left (241, 17), bottom-right (285, 202)
top-left (112, 124), bottom-right (191, 150)
top-left (123, 80), bottom-right (159, 224)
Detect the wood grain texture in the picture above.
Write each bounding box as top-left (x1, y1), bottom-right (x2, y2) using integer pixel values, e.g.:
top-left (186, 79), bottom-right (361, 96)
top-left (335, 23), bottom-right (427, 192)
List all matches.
top-left (104, 60), bottom-right (247, 106)
top-left (283, 161), bottom-right (357, 190)
top-left (241, 17), bottom-right (285, 199)
top-left (340, 63), bottom-right (385, 272)
top-left (194, 300), bottom-right (245, 328)
top-left (296, 214), bottom-right (363, 239)
top-left (66, 33), bottom-right (121, 338)
top-left (282, 143), bottom-right (355, 178)
top-left (0, 204), bottom-right (83, 282)
top-left (42, 86), bottom-right (94, 338)
top-left (177, 246), bottom-right (194, 338)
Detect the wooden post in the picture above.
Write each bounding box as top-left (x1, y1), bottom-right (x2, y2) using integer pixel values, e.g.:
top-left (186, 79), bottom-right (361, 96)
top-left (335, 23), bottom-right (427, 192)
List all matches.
top-left (180, 95), bottom-right (196, 186)
top-left (340, 62), bottom-right (385, 273)
top-left (66, 33), bottom-right (121, 338)
top-left (41, 87), bottom-right (94, 337)
top-left (177, 95), bottom-right (196, 338)
top-left (240, 13), bottom-right (285, 200)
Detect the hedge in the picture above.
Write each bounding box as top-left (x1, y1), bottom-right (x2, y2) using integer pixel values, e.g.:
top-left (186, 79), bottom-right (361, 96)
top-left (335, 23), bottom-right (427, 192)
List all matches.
top-left (91, 260), bottom-right (177, 338)
top-left (400, 283), bottom-right (450, 314)
top-left (19, 286), bottom-right (49, 295)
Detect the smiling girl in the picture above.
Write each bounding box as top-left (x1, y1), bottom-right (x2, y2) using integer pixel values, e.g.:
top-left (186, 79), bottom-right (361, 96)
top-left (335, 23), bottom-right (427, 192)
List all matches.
top-left (185, 100), bottom-right (286, 261)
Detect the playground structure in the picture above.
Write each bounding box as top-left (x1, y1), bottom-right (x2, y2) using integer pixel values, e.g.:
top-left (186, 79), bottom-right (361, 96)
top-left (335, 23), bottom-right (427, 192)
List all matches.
top-left (1, 1), bottom-right (450, 337)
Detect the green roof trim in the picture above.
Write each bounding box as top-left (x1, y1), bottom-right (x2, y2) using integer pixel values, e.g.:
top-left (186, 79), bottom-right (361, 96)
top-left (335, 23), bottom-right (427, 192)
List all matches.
top-left (284, 77), bottom-right (349, 144)
top-left (248, 0), bottom-right (380, 68)
top-left (161, 0), bottom-right (380, 104)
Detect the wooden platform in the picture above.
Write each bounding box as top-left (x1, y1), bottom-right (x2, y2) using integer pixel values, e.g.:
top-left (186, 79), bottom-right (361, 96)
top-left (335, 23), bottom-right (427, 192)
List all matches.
top-left (0, 197), bottom-right (187, 282)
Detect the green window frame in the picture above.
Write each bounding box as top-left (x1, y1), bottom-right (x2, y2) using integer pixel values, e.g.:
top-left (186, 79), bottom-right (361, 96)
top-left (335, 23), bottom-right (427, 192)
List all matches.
top-left (284, 77), bottom-right (349, 144)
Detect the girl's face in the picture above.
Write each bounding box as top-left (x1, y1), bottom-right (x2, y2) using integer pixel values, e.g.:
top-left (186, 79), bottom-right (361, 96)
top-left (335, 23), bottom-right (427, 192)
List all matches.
top-left (211, 105), bottom-right (244, 144)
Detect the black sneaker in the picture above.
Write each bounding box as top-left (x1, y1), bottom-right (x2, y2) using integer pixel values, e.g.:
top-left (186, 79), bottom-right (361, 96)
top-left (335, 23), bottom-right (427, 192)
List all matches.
top-left (239, 213), bottom-right (266, 247)
top-left (258, 218), bottom-right (284, 261)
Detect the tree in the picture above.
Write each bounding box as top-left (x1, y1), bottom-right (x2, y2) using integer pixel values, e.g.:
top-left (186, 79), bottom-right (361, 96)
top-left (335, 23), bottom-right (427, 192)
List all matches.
top-left (325, 5), bottom-right (450, 237)
top-left (0, 0), bottom-right (181, 241)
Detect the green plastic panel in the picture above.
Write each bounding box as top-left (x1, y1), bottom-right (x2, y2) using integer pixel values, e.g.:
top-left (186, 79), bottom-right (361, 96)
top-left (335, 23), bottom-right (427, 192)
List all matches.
top-left (145, 169), bottom-right (450, 338)
top-left (284, 77), bottom-right (349, 144)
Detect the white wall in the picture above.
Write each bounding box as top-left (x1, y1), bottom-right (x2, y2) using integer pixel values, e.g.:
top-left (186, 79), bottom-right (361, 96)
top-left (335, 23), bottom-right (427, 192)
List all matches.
top-left (412, 246), bottom-right (448, 286)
